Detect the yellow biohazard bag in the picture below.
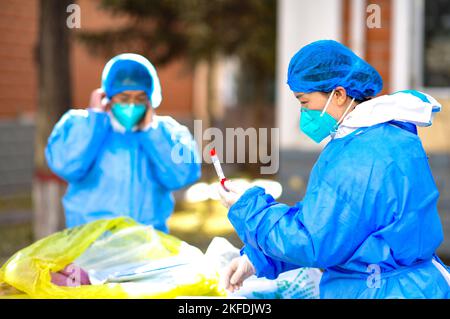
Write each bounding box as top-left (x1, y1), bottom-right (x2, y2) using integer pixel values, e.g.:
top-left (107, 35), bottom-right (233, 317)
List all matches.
top-left (0, 217), bottom-right (224, 299)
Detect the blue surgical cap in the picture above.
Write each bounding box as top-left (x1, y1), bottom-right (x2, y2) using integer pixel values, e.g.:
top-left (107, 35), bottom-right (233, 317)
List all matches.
top-left (101, 53), bottom-right (162, 108)
top-left (287, 40), bottom-right (383, 100)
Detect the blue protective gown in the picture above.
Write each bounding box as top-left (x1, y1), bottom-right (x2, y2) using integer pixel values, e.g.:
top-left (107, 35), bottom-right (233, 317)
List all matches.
top-left (46, 109), bottom-right (201, 232)
top-left (228, 122), bottom-right (450, 298)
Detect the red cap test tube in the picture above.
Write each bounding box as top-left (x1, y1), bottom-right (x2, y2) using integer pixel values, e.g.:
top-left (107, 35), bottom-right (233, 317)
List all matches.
top-left (210, 148), bottom-right (228, 189)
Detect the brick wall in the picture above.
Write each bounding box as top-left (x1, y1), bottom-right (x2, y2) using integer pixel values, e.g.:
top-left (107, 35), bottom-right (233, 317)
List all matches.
top-left (342, 0), bottom-right (392, 94)
top-left (364, 0), bottom-right (391, 95)
top-left (71, 0), bottom-right (195, 118)
top-left (0, 0), bottom-right (38, 118)
top-left (0, 0), bottom-right (196, 198)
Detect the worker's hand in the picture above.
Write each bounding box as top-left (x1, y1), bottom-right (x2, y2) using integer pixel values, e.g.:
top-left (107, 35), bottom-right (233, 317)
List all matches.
top-left (89, 88), bottom-right (108, 112)
top-left (217, 180), bottom-right (247, 209)
top-left (223, 255), bottom-right (255, 293)
top-left (138, 105), bottom-right (153, 130)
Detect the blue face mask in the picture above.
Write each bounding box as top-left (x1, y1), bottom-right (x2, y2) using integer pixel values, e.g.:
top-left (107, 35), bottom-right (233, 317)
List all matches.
top-left (111, 103), bottom-right (147, 131)
top-left (299, 89), bottom-right (355, 143)
top-left (300, 109), bottom-right (337, 143)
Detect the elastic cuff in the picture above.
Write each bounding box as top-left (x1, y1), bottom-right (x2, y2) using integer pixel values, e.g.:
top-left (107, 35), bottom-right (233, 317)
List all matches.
top-left (230, 186), bottom-right (266, 211)
top-left (241, 245), bottom-right (277, 280)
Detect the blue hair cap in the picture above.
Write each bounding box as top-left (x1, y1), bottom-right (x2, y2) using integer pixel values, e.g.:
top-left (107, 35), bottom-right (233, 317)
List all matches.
top-left (102, 53), bottom-right (162, 108)
top-left (287, 40), bottom-right (383, 100)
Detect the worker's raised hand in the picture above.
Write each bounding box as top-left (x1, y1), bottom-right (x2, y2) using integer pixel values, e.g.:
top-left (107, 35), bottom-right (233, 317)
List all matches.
top-left (217, 180), bottom-right (247, 209)
top-left (223, 255), bottom-right (256, 293)
top-left (89, 88), bottom-right (108, 112)
top-left (137, 105), bottom-right (153, 130)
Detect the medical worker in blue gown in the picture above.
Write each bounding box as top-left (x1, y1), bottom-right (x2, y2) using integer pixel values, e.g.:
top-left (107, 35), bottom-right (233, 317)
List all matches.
top-left (46, 53), bottom-right (201, 233)
top-left (218, 40), bottom-right (450, 298)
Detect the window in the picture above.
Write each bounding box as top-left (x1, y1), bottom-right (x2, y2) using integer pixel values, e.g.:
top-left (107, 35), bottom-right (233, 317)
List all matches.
top-left (423, 0), bottom-right (450, 87)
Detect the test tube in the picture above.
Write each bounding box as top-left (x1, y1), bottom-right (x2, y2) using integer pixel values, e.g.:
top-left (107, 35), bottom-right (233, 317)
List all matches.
top-left (210, 148), bottom-right (228, 190)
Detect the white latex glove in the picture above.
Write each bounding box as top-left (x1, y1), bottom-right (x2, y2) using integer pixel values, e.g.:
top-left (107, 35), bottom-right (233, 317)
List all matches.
top-left (223, 254), bottom-right (256, 293)
top-left (217, 180), bottom-right (247, 209)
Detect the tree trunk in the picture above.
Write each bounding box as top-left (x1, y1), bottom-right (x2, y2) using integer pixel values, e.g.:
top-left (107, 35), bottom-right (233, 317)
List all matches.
top-left (33, 0), bottom-right (72, 239)
top-left (206, 55), bottom-right (222, 129)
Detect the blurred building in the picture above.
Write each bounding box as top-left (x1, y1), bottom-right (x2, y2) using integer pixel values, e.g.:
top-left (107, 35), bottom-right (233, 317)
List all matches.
top-left (0, 0), bottom-right (205, 245)
top-left (0, 0), bottom-right (198, 198)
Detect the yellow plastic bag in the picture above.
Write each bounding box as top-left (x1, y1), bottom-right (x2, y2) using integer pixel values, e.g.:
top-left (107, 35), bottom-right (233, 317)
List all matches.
top-left (0, 217), bottom-right (224, 299)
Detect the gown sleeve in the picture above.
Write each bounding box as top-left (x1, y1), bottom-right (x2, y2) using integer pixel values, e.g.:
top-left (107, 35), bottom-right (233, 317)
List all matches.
top-left (45, 109), bottom-right (111, 182)
top-left (228, 178), bottom-right (371, 279)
